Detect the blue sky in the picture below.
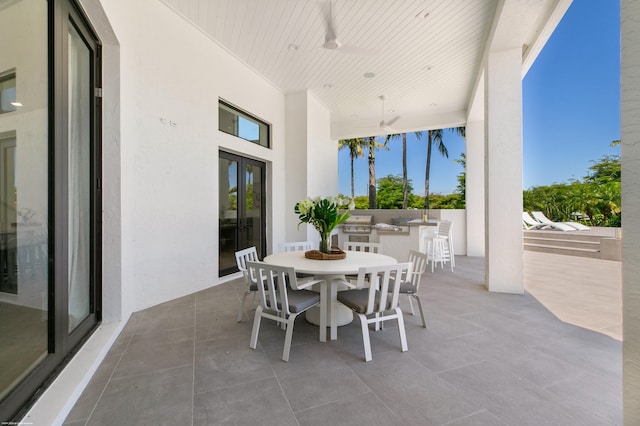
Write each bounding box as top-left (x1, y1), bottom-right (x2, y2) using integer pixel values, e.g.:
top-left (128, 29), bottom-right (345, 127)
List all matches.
top-left (338, 0), bottom-right (620, 196)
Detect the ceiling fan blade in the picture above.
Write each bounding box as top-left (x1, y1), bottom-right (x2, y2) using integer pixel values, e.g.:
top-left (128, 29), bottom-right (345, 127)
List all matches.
top-left (384, 116), bottom-right (400, 127)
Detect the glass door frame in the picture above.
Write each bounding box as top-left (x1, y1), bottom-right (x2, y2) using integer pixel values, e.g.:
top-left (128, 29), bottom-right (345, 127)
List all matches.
top-left (0, 0), bottom-right (102, 421)
top-left (58, 0), bottom-right (102, 352)
top-left (219, 151), bottom-right (266, 276)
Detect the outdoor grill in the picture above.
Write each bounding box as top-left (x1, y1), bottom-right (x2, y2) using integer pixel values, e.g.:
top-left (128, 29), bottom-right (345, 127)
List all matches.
top-left (340, 215), bottom-right (373, 234)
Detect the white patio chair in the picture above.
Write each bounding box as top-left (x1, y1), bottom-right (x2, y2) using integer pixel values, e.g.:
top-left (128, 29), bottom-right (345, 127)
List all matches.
top-left (235, 246), bottom-right (260, 322)
top-left (246, 261), bottom-right (326, 362)
top-left (336, 262), bottom-right (411, 362)
top-left (398, 250), bottom-right (428, 327)
top-left (342, 241), bottom-right (382, 281)
top-left (279, 241), bottom-right (314, 252)
top-left (280, 241), bottom-right (315, 278)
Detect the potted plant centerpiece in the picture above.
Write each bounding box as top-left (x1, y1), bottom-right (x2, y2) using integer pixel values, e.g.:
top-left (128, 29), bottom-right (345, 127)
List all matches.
top-left (295, 196), bottom-right (351, 255)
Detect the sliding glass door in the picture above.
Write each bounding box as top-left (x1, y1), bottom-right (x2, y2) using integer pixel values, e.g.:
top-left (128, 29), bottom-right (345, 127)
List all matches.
top-left (0, 0), bottom-right (101, 421)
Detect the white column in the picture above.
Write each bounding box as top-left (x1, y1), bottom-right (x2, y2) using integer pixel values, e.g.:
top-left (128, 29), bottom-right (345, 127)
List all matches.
top-left (622, 0), bottom-right (640, 423)
top-left (465, 120), bottom-right (485, 256)
top-left (484, 47), bottom-right (523, 294)
top-left (284, 91), bottom-right (335, 245)
top-left (284, 92), bottom-right (309, 243)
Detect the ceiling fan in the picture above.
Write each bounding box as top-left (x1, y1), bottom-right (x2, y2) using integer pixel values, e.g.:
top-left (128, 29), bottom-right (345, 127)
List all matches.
top-left (377, 95), bottom-right (400, 131)
top-left (321, 0), bottom-right (371, 54)
top-left (357, 96), bottom-right (400, 132)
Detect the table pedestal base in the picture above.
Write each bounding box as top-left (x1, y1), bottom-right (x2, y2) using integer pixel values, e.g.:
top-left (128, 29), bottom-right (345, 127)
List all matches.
top-left (305, 304), bottom-right (353, 327)
top-left (306, 275), bottom-right (353, 340)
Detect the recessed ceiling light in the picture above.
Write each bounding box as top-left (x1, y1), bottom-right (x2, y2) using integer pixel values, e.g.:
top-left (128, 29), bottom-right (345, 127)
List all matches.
top-left (288, 43), bottom-right (299, 51)
top-left (10, 102), bottom-right (22, 107)
top-left (363, 72), bottom-right (375, 78)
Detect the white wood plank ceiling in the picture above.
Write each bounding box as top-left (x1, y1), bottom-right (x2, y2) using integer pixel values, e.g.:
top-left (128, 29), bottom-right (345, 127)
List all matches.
top-left (160, 0), bottom-right (563, 138)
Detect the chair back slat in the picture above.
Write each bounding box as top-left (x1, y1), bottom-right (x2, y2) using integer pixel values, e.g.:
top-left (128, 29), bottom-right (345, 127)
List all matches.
top-left (437, 220), bottom-right (452, 238)
top-left (247, 261), bottom-right (298, 316)
top-left (280, 241), bottom-right (314, 252)
top-left (235, 246), bottom-right (259, 282)
top-left (357, 263), bottom-right (411, 315)
top-left (407, 249), bottom-right (428, 291)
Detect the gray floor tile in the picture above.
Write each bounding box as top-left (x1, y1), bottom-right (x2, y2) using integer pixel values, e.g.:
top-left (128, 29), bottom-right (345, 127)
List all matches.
top-left (194, 335), bottom-right (274, 394)
top-left (135, 302), bottom-right (195, 333)
top-left (62, 420), bottom-right (86, 426)
top-left (444, 410), bottom-right (508, 426)
top-left (439, 360), bottom-right (607, 426)
top-left (112, 326), bottom-right (194, 378)
top-left (268, 344), bottom-right (370, 411)
top-left (349, 350), bottom-right (481, 425)
top-left (407, 332), bottom-right (485, 373)
top-left (193, 377), bottom-right (298, 426)
top-left (64, 353), bottom-right (120, 423)
top-left (194, 307), bottom-right (253, 342)
top-left (546, 372), bottom-right (622, 425)
top-left (487, 344), bottom-right (587, 388)
top-left (87, 366), bottom-right (193, 426)
top-left (295, 392), bottom-right (404, 426)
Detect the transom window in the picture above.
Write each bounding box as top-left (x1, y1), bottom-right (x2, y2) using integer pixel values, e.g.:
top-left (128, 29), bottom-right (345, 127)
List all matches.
top-left (0, 69), bottom-right (17, 114)
top-left (218, 99), bottom-right (270, 148)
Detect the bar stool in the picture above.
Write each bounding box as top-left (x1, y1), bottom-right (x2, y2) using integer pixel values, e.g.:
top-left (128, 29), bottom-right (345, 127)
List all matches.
top-left (426, 236), bottom-right (447, 272)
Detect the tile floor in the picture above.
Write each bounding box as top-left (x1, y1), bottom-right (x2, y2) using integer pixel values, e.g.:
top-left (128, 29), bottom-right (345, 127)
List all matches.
top-left (64, 254), bottom-right (622, 425)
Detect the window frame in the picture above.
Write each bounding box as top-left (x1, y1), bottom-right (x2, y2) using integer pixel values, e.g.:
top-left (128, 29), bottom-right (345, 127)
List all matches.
top-left (218, 99), bottom-right (271, 148)
top-left (0, 69), bottom-right (17, 114)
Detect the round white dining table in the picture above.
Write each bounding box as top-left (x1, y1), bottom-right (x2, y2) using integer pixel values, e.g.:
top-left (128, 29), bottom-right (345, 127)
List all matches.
top-left (263, 250), bottom-right (397, 341)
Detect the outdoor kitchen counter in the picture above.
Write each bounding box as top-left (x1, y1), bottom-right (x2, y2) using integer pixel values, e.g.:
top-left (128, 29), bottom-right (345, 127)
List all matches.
top-left (376, 220), bottom-right (439, 261)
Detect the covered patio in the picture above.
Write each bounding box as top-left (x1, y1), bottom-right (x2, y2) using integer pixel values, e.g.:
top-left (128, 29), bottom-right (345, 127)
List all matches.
top-left (9, 0), bottom-right (640, 423)
top-left (62, 253), bottom-right (621, 425)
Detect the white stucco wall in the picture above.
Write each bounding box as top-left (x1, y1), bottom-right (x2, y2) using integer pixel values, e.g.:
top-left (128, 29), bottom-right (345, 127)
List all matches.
top-left (98, 0), bottom-right (287, 313)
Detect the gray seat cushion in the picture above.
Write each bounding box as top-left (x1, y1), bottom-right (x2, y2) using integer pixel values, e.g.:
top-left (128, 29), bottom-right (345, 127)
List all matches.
top-left (338, 289), bottom-right (383, 314)
top-left (387, 281), bottom-right (416, 294)
top-left (286, 290), bottom-right (320, 313)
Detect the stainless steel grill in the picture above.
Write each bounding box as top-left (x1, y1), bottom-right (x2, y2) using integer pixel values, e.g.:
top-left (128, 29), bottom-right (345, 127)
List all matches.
top-left (341, 215), bottom-right (372, 234)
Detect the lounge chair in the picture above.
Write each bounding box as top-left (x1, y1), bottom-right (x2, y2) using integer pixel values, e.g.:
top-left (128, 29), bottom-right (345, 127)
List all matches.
top-left (522, 212), bottom-right (575, 231)
top-left (531, 211), bottom-right (591, 231)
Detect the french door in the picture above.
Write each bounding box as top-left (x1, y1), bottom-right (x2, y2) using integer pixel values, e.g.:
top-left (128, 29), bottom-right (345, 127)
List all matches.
top-left (0, 0), bottom-right (101, 421)
top-left (219, 152), bottom-right (266, 276)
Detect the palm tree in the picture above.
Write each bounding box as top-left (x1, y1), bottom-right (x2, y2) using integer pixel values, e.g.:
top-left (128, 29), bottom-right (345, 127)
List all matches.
top-left (453, 152), bottom-right (466, 202)
top-left (338, 138), bottom-right (368, 203)
top-left (385, 131), bottom-right (423, 208)
top-left (367, 136), bottom-right (388, 209)
top-left (424, 127), bottom-right (465, 209)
